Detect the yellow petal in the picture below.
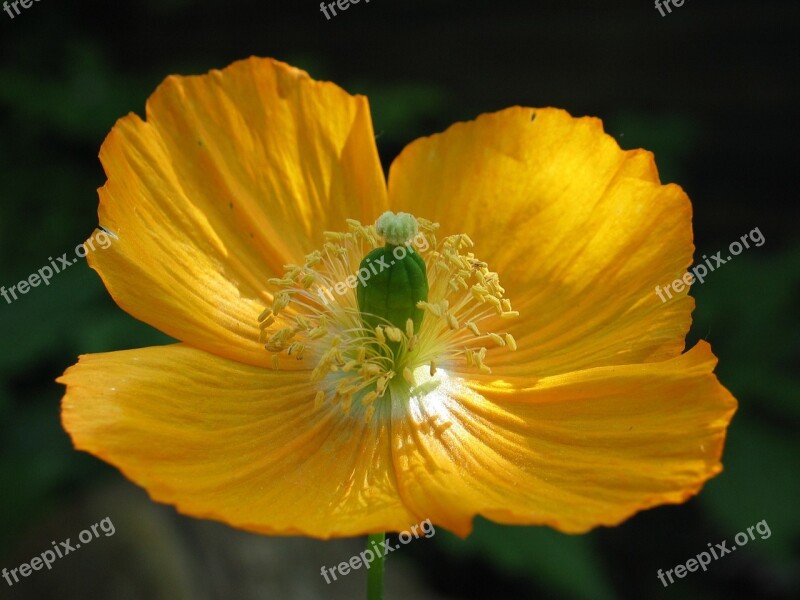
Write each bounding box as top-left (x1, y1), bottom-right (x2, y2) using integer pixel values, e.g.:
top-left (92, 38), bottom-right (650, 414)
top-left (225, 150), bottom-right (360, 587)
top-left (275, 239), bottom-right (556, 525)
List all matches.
top-left (391, 341), bottom-right (736, 536)
top-left (91, 57), bottom-right (387, 368)
top-left (59, 345), bottom-right (414, 538)
top-left (389, 107), bottom-right (694, 377)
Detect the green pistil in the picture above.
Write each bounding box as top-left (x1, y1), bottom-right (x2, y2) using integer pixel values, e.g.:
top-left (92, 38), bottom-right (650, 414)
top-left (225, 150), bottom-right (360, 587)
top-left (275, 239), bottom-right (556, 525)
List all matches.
top-left (356, 213), bottom-right (429, 333)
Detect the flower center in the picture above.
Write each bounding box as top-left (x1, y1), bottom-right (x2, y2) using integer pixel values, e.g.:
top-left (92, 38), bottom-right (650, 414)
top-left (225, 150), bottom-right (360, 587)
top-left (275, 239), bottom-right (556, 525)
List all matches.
top-left (258, 213), bottom-right (518, 421)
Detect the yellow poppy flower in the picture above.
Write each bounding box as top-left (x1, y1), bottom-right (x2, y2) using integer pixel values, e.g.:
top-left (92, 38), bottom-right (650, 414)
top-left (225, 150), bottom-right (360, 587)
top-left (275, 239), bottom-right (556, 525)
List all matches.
top-left (58, 57), bottom-right (737, 539)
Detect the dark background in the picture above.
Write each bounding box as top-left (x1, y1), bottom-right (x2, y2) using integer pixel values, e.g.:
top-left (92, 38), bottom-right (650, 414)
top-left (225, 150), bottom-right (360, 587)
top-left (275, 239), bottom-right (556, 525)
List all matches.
top-left (1, 1), bottom-right (798, 598)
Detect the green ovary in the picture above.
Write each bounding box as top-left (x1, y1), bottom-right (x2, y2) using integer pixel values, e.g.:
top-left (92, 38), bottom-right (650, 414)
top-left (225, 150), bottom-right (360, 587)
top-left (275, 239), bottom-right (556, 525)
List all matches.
top-left (356, 244), bottom-right (428, 333)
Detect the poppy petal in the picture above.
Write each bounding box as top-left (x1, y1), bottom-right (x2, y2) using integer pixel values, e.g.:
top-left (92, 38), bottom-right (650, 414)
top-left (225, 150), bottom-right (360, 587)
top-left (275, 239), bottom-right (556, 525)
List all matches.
top-left (59, 344), bottom-right (415, 538)
top-left (391, 341), bottom-right (736, 536)
top-left (389, 106), bottom-right (694, 377)
top-left (91, 57), bottom-right (387, 368)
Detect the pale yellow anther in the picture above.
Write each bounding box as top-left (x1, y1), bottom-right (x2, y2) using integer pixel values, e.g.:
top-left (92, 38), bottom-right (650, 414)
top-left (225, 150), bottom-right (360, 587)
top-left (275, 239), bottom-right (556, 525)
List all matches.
top-left (305, 251), bottom-right (323, 267)
top-left (258, 307), bottom-right (272, 322)
top-left (337, 380), bottom-right (361, 398)
top-left (403, 367), bottom-right (415, 385)
top-left (470, 347), bottom-right (491, 374)
top-left (470, 286), bottom-right (486, 303)
top-left (314, 390), bottom-right (325, 409)
top-left (419, 218), bottom-right (439, 231)
top-left (361, 362), bottom-right (382, 377)
top-left (268, 277), bottom-right (292, 286)
top-left (488, 333), bottom-right (506, 347)
top-left (502, 299), bottom-right (512, 312)
top-left (501, 310), bottom-right (520, 319)
top-left (430, 360), bottom-right (437, 376)
top-left (286, 341), bottom-right (300, 356)
top-left (405, 318), bottom-right (414, 339)
top-left (485, 295), bottom-right (502, 313)
top-left (385, 327), bottom-right (403, 343)
top-left (466, 321), bottom-right (480, 336)
top-left (505, 333), bottom-right (517, 351)
top-left (265, 328), bottom-right (292, 352)
top-left (272, 292), bottom-right (291, 315)
top-left (342, 359), bottom-right (359, 372)
top-left (447, 314), bottom-right (459, 330)
top-left (465, 348), bottom-right (475, 367)
top-left (309, 326), bottom-right (327, 340)
top-left (375, 326), bottom-right (386, 345)
top-left (417, 301), bottom-right (442, 317)
top-left (446, 252), bottom-right (464, 268)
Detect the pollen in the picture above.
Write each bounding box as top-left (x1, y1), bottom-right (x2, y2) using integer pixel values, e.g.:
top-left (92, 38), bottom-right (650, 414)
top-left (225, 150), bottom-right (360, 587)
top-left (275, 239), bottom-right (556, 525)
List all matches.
top-left (258, 215), bottom-right (519, 419)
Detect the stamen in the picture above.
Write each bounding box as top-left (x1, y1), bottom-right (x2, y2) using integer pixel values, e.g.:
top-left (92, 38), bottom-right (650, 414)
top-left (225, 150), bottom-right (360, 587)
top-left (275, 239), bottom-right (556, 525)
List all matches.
top-left (258, 215), bottom-right (520, 420)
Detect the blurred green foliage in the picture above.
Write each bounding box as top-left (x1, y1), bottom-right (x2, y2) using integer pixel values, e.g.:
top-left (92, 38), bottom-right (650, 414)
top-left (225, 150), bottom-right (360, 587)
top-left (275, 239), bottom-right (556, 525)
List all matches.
top-left (694, 247), bottom-right (800, 563)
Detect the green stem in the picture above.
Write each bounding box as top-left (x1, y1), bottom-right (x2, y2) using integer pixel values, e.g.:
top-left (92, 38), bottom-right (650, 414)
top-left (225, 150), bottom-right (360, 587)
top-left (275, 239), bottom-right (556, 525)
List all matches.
top-left (366, 532), bottom-right (386, 600)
